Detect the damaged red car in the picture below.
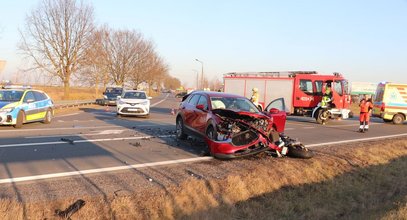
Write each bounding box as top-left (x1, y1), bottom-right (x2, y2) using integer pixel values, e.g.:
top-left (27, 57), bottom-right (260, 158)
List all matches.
top-left (175, 91), bottom-right (313, 159)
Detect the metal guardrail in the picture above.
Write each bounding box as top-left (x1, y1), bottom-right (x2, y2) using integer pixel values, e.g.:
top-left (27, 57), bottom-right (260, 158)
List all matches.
top-left (53, 100), bottom-right (96, 109)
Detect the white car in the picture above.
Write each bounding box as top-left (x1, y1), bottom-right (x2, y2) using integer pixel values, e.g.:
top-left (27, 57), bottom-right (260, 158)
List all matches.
top-left (116, 90), bottom-right (151, 117)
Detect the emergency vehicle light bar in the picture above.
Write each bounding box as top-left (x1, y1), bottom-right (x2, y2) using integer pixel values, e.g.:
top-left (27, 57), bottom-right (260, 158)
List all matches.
top-left (224, 71), bottom-right (317, 78)
top-left (2, 85), bottom-right (32, 90)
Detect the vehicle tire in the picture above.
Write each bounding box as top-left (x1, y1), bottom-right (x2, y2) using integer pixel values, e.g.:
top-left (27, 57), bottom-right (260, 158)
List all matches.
top-left (393, 114), bottom-right (405, 125)
top-left (206, 125), bottom-right (217, 140)
top-left (176, 117), bottom-right (187, 140)
top-left (383, 119), bottom-right (392, 123)
top-left (315, 109), bottom-right (324, 124)
top-left (14, 111), bottom-right (25, 129)
top-left (287, 144), bottom-right (314, 159)
top-left (43, 109), bottom-right (52, 124)
top-left (205, 126), bottom-right (216, 156)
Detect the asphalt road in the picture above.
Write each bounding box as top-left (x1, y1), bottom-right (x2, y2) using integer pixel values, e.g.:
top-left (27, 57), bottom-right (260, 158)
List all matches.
top-left (0, 93), bottom-right (406, 186)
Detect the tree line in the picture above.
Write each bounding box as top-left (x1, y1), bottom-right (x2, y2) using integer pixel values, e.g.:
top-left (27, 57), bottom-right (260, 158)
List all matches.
top-left (19, 0), bottom-right (180, 98)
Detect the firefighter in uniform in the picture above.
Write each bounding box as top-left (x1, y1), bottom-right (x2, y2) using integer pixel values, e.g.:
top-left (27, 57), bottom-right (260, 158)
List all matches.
top-left (359, 94), bottom-right (373, 132)
top-left (250, 87), bottom-right (260, 109)
top-left (321, 84), bottom-right (332, 108)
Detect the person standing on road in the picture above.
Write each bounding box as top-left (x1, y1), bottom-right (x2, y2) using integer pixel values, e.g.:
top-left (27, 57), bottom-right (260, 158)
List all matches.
top-left (321, 84), bottom-right (332, 108)
top-left (250, 87), bottom-right (260, 109)
top-left (359, 94), bottom-right (373, 132)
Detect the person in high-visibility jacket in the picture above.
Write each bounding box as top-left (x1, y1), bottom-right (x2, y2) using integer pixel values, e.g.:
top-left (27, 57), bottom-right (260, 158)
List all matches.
top-left (250, 87), bottom-right (259, 108)
top-left (321, 84), bottom-right (332, 107)
top-left (359, 94), bottom-right (373, 132)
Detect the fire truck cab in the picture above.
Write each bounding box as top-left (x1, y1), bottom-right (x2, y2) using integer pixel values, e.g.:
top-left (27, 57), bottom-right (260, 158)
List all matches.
top-left (223, 71), bottom-right (351, 124)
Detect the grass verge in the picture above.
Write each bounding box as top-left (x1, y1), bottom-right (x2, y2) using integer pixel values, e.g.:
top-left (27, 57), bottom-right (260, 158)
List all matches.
top-left (0, 139), bottom-right (406, 219)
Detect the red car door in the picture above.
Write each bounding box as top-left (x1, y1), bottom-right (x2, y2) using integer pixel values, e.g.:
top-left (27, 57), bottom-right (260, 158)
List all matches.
top-left (184, 94), bottom-right (201, 129)
top-left (264, 98), bottom-right (287, 132)
top-left (331, 80), bottom-right (344, 109)
top-left (193, 95), bottom-right (210, 134)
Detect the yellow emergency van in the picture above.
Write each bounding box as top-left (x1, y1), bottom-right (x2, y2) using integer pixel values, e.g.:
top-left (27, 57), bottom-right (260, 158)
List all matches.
top-left (372, 82), bottom-right (407, 124)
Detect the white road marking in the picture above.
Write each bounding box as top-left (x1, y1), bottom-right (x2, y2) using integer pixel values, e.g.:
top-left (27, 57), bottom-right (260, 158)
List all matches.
top-left (0, 125), bottom-right (123, 133)
top-left (302, 127), bottom-right (315, 129)
top-left (2, 135), bottom-right (175, 148)
top-left (306, 133), bottom-right (407, 148)
top-left (285, 128), bottom-right (294, 130)
top-left (25, 129), bottom-right (126, 139)
top-left (150, 93), bottom-right (170, 107)
top-left (0, 157), bottom-right (213, 184)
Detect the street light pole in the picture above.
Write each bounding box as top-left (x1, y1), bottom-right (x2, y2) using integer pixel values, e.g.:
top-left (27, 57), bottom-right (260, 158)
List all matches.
top-left (195, 59), bottom-right (204, 90)
top-left (192, 69), bottom-right (199, 90)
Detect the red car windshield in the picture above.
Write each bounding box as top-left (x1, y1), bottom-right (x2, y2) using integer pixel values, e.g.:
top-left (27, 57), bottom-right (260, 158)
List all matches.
top-left (210, 97), bottom-right (259, 113)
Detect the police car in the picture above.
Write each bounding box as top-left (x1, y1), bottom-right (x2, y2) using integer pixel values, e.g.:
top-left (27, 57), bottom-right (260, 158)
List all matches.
top-left (0, 85), bottom-right (54, 128)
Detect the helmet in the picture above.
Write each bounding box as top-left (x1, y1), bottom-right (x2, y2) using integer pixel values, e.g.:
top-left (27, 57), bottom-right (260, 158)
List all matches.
top-left (252, 88), bottom-right (258, 92)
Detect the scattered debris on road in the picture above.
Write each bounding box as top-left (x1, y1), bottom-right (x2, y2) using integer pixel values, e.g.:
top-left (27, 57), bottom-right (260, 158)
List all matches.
top-left (130, 142), bottom-right (142, 147)
top-left (60, 138), bottom-right (74, 145)
top-left (54, 199), bottom-right (86, 219)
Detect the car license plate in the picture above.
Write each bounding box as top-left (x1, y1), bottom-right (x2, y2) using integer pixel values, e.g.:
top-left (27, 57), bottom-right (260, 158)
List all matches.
top-left (127, 109), bottom-right (139, 112)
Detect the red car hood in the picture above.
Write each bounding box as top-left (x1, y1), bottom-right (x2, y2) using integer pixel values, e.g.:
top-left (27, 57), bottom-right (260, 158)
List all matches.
top-left (212, 109), bottom-right (270, 120)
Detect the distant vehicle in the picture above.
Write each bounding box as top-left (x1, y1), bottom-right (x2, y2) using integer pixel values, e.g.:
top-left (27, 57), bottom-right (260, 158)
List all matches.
top-left (373, 82), bottom-right (407, 124)
top-left (175, 91), bottom-right (187, 98)
top-left (223, 71), bottom-right (352, 124)
top-left (116, 90), bottom-right (151, 117)
top-left (176, 91), bottom-right (313, 159)
top-left (0, 86), bottom-right (54, 128)
top-left (101, 87), bottom-right (123, 106)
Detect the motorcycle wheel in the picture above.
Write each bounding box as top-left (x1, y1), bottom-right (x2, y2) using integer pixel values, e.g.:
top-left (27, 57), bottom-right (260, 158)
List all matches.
top-left (287, 144), bottom-right (314, 159)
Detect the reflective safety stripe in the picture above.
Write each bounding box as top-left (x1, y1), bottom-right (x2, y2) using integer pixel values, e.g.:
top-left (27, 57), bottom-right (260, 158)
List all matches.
top-left (26, 111), bottom-right (46, 121)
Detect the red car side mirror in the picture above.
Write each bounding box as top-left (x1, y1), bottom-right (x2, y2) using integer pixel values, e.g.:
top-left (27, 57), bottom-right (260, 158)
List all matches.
top-left (196, 104), bottom-right (206, 111)
top-left (269, 108), bottom-right (280, 114)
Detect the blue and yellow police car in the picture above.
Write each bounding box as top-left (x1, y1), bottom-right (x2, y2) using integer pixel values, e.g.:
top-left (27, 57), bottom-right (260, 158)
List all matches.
top-left (0, 85), bottom-right (54, 128)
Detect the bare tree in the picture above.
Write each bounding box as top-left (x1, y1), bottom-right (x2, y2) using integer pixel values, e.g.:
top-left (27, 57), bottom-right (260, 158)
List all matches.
top-left (163, 75), bottom-right (181, 90)
top-left (19, 0), bottom-right (94, 99)
top-left (101, 29), bottom-right (151, 87)
top-left (143, 54), bottom-right (169, 95)
top-left (80, 28), bottom-right (110, 97)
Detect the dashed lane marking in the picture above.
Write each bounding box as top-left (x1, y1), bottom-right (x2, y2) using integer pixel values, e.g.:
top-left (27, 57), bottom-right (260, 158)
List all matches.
top-left (151, 93), bottom-right (170, 107)
top-left (1, 135), bottom-right (176, 148)
top-left (0, 125), bottom-right (122, 133)
top-left (24, 129), bottom-right (127, 139)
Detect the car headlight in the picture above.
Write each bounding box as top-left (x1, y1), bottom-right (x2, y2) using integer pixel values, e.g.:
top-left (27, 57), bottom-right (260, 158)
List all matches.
top-left (103, 95), bottom-right (108, 99)
top-left (0, 107), bottom-right (14, 113)
top-left (140, 101), bottom-right (149, 105)
top-left (117, 100), bottom-right (126, 105)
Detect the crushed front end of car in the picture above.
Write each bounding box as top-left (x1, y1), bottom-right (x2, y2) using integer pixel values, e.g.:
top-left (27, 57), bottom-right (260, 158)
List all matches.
top-left (206, 109), bottom-right (313, 159)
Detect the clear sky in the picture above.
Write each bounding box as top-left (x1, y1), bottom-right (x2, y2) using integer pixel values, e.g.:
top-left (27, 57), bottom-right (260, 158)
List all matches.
top-left (0, 0), bottom-right (406, 87)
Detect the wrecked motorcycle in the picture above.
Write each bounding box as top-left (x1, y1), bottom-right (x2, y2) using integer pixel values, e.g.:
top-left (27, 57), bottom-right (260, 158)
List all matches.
top-left (205, 109), bottom-right (314, 159)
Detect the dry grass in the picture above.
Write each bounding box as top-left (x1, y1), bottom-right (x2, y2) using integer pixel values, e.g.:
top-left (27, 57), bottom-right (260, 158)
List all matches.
top-left (0, 139), bottom-right (406, 219)
top-left (33, 85), bottom-right (102, 101)
top-left (33, 85), bottom-right (160, 101)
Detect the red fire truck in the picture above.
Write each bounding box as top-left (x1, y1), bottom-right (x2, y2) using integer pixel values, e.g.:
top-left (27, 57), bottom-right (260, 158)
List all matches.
top-left (223, 71), bottom-right (352, 124)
